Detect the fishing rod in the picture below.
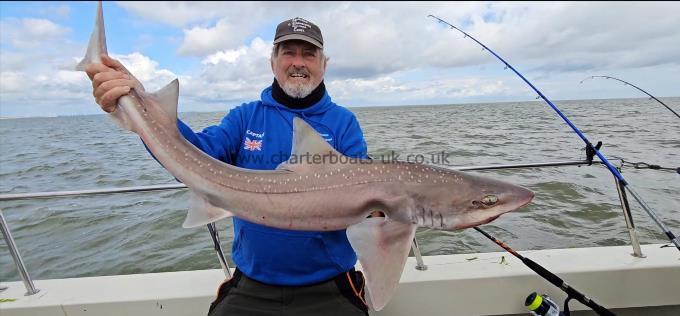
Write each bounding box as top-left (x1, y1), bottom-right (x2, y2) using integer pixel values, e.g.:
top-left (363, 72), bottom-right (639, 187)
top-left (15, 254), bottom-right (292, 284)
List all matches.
top-left (428, 14), bottom-right (680, 251)
top-left (207, 223), bottom-right (231, 277)
top-left (580, 75), bottom-right (680, 120)
top-left (474, 227), bottom-right (616, 316)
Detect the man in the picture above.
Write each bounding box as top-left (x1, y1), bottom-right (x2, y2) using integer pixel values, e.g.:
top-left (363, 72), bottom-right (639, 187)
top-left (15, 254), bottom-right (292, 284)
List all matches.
top-left (87, 17), bottom-right (370, 315)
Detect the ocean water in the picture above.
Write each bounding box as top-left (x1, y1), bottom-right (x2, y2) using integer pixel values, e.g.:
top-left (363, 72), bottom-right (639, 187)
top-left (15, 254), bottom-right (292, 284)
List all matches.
top-left (1, 97), bottom-right (679, 281)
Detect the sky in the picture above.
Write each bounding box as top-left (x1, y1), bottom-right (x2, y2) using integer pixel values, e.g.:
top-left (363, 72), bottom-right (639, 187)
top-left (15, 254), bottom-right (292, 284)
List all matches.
top-left (0, 1), bottom-right (679, 118)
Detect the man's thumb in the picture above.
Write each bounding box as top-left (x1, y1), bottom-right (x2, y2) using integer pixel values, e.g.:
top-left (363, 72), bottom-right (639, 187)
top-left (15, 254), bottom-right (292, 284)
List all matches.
top-left (101, 54), bottom-right (124, 70)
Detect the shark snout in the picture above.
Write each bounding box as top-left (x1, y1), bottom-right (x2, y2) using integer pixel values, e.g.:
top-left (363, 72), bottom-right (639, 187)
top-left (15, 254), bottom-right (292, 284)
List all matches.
top-left (452, 184), bottom-right (535, 230)
top-left (503, 185), bottom-right (534, 211)
top-left (518, 186), bottom-right (535, 207)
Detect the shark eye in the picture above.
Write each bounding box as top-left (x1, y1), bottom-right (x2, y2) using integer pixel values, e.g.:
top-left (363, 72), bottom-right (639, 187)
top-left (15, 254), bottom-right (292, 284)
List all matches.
top-left (481, 195), bottom-right (498, 206)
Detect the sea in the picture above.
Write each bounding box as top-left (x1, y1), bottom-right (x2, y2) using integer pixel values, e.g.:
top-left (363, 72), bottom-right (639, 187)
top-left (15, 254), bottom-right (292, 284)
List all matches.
top-left (1, 97), bottom-right (678, 281)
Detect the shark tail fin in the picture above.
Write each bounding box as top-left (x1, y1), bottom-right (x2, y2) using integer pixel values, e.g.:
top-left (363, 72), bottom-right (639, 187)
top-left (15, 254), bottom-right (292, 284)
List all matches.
top-left (75, 1), bottom-right (108, 71)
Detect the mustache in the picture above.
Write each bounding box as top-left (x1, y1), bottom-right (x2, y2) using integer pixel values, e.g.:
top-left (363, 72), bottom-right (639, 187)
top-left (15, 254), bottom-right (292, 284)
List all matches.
top-left (287, 67), bottom-right (310, 76)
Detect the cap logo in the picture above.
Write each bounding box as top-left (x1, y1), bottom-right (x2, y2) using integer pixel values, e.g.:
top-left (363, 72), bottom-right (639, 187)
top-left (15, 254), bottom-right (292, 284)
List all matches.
top-left (274, 17), bottom-right (323, 48)
top-left (289, 17), bottom-right (312, 33)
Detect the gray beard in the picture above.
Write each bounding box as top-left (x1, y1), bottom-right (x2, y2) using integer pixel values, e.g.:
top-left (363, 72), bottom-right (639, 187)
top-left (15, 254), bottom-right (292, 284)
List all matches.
top-left (280, 81), bottom-right (315, 99)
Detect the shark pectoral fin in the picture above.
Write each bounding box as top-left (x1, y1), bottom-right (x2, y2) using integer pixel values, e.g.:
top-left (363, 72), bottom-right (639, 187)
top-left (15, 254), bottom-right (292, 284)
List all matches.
top-left (149, 79), bottom-right (179, 122)
top-left (346, 218), bottom-right (417, 311)
top-left (182, 191), bottom-right (234, 228)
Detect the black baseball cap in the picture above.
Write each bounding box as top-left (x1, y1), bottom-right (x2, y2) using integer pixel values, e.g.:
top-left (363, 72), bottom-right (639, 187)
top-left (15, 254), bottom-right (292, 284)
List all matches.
top-left (273, 17), bottom-right (323, 49)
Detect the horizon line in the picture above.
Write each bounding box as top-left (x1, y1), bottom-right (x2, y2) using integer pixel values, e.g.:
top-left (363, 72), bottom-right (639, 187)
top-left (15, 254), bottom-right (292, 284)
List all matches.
top-left (1, 95), bottom-right (678, 119)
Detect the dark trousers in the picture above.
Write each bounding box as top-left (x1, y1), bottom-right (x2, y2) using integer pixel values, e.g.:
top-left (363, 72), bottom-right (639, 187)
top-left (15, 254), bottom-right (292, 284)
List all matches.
top-left (208, 268), bottom-right (369, 316)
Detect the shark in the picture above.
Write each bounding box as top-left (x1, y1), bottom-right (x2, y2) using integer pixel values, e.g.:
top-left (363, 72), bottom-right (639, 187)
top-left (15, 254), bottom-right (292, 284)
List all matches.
top-left (76, 2), bottom-right (534, 311)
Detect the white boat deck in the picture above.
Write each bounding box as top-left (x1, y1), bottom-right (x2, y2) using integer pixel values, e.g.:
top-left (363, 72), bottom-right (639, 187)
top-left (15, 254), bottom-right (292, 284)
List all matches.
top-left (1, 243), bottom-right (678, 315)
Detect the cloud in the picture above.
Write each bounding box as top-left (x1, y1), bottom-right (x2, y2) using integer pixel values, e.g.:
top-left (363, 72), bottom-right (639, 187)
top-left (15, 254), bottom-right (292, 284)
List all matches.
top-left (0, 71), bottom-right (27, 93)
top-left (0, 18), bottom-right (71, 49)
top-left (2, 2), bottom-right (680, 118)
top-left (116, 2), bottom-right (680, 79)
top-left (54, 5), bottom-right (71, 19)
top-left (43, 4), bottom-right (71, 20)
top-left (330, 76), bottom-right (409, 96)
top-left (0, 16), bottom-right (88, 117)
top-left (0, 68), bottom-right (93, 117)
top-left (181, 38), bottom-right (273, 109)
top-left (30, 3), bottom-right (72, 20)
top-left (178, 18), bottom-right (245, 56)
top-left (329, 3), bottom-right (680, 78)
top-left (200, 38), bottom-right (271, 76)
top-left (0, 52), bottom-right (29, 72)
top-left (0, 50), bottom-right (178, 117)
top-left (458, 2), bottom-right (680, 72)
top-left (329, 75), bottom-right (517, 107)
top-left (117, 1), bottom-right (231, 27)
top-left (118, 2), bottom-right (273, 57)
top-left (0, 70), bottom-right (85, 95)
top-left (114, 53), bottom-right (178, 91)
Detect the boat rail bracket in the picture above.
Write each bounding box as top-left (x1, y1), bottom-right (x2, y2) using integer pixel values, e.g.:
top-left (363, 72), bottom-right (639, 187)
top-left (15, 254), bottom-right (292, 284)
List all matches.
top-left (0, 209), bottom-right (40, 296)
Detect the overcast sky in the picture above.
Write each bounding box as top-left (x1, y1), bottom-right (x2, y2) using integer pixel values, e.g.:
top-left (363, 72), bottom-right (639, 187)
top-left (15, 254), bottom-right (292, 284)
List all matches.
top-left (1, 1), bottom-right (678, 117)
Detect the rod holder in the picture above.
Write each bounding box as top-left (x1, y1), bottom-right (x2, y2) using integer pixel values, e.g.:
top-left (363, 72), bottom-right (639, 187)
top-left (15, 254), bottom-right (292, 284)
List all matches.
top-left (0, 209), bottom-right (40, 295)
top-left (411, 237), bottom-right (427, 271)
top-left (614, 177), bottom-right (644, 257)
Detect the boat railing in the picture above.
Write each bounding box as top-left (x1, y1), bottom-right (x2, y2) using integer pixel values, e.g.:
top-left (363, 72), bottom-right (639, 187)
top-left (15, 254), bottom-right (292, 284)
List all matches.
top-left (0, 159), bottom-right (644, 296)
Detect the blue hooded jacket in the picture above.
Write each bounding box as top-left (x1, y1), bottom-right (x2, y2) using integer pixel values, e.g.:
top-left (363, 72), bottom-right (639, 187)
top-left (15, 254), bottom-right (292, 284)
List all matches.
top-left (175, 86), bottom-right (368, 286)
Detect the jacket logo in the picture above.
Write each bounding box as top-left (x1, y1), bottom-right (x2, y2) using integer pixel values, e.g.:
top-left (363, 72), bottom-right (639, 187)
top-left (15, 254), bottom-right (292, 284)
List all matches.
top-left (244, 137), bottom-right (262, 151)
top-left (246, 130), bottom-right (264, 138)
top-left (319, 133), bottom-right (333, 143)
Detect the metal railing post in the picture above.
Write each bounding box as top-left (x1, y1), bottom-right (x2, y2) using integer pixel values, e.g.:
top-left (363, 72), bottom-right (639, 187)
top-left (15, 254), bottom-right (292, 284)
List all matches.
top-left (0, 209), bottom-right (40, 295)
top-left (411, 237), bottom-right (427, 271)
top-left (614, 176), bottom-right (644, 257)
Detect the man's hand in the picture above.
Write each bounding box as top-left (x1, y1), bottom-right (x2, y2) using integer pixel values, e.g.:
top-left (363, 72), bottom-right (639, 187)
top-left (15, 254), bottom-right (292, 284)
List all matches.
top-left (85, 54), bottom-right (145, 113)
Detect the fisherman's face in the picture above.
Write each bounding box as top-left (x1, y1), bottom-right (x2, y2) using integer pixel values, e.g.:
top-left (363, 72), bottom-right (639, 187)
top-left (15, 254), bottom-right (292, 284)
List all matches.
top-left (271, 40), bottom-right (326, 98)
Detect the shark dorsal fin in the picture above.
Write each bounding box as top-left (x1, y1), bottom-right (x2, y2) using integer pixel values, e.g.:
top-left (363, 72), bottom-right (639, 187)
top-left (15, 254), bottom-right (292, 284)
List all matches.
top-left (150, 79), bottom-right (179, 122)
top-left (277, 117), bottom-right (344, 171)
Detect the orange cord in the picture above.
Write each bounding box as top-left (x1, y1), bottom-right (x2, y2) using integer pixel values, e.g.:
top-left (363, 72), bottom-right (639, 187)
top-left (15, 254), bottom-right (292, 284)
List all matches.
top-left (358, 274), bottom-right (365, 296)
top-left (346, 272), bottom-right (368, 307)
